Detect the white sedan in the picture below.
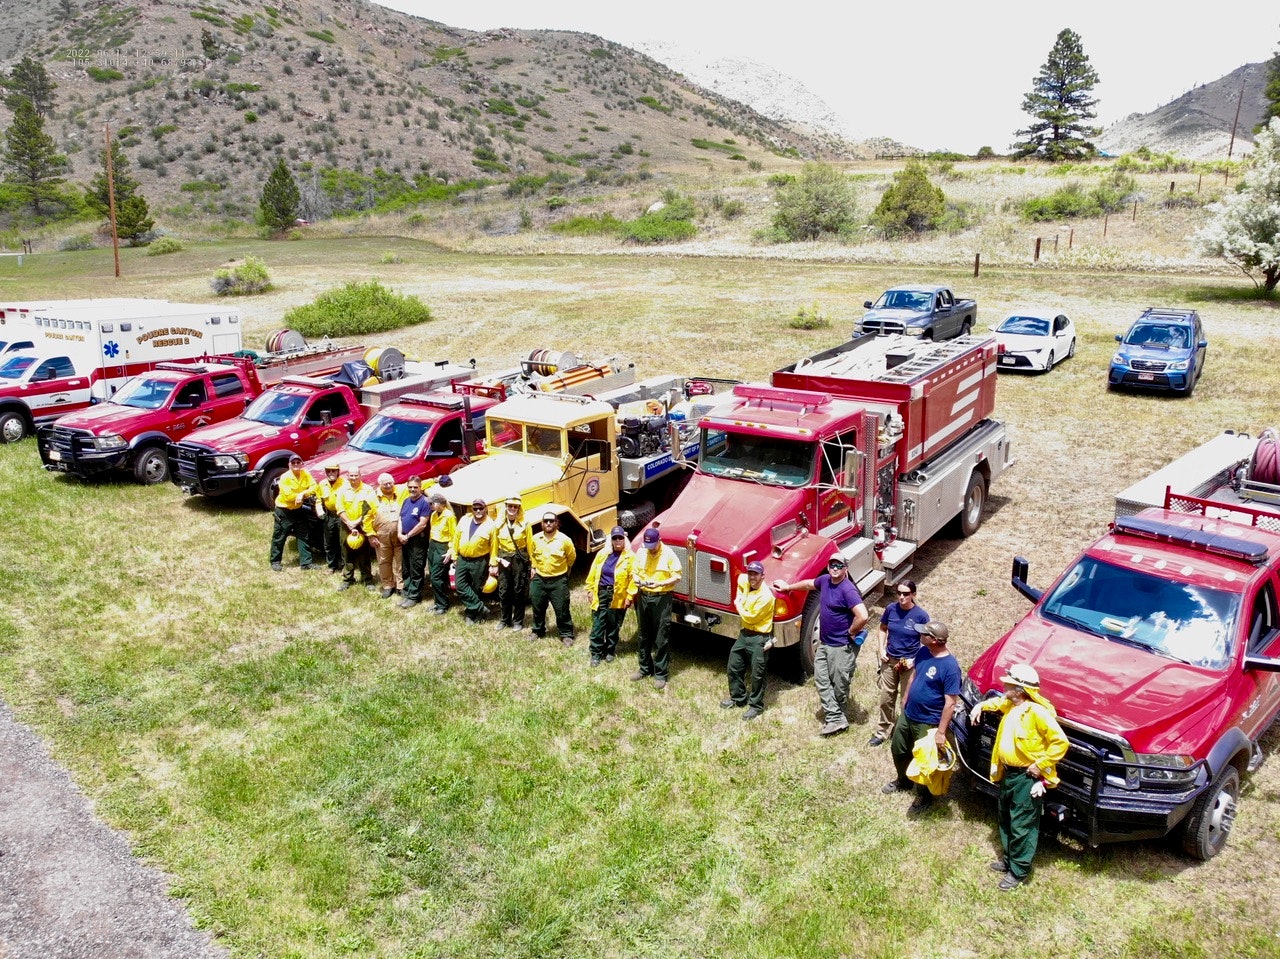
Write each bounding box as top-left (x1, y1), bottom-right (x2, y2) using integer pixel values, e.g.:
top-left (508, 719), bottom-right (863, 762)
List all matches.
top-left (992, 313), bottom-right (1076, 372)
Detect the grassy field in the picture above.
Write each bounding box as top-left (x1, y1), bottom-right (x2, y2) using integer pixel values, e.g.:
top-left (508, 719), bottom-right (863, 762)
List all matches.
top-left (2, 239), bottom-right (1280, 958)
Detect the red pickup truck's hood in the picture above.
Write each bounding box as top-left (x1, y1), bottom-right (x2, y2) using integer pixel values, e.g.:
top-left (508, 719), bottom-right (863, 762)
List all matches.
top-left (969, 613), bottom-right (1227, 754)
top-left (54, 402), bottom-right (157, 434)
top-left (182, 417), bottom-right (281, 450)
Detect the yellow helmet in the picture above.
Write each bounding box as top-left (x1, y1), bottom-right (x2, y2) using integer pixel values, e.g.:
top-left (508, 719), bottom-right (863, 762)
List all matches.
top-left (483, 574), bottom-right (498, 594)
top-left (345, 531), bottom-right (365, 550)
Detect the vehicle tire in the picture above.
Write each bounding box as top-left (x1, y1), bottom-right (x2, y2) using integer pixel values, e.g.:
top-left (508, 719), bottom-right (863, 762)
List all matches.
top-left (960, 319), bottom-right (972, 337)
top-left (0, 411), bottom-right (27, 443)
top-left (1183, 373), bottom-right (1196, 398)
top-left (1179, 764), bottom-right (1239, 860)
top-left (258, 465), bottom-right (286, 511)
top-left (1067, 338), bottom-right (1076, 359)
top-left (957, 470), bottom-right (987, 537)
top-left (1044, 350), bottom-right (1055, 373)
top-left (132, 446), bottom-right (168, 485)
top-left (796, 593), bottom-right (821, 681)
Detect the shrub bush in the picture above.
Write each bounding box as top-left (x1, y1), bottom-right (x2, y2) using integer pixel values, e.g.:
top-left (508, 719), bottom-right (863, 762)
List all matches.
top-left (771, 163), bottom-right (857, 241)
top-left (548, 213), bottom-right (622, 236)
top-left (872, 161), bottom-right (945, 237)
top-left (59, 234), bottom-right (96, 252)
top-left (146, 236), bottom-right (184, 256)
top-left (1021, 170), bottom-right (1135, 221)
top-left (283, 280), bottom-right (431, 338)
top-left (211, 256), bottom-right (272, 295)
top-left (619, 195), bottom-right (697, 244)
top-left (788, 304), bottom-right (830, 330)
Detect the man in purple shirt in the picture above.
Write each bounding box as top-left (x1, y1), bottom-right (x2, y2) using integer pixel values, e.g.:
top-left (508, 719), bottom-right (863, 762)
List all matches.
top-left (774, 556), bottom-right (869, 736)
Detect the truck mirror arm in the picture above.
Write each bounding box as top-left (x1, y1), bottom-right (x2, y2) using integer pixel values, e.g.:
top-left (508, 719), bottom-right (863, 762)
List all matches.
top-left (1012, 555), bottom-right (1042, 603)
top-left (1244, 655), bottom-right (1280, 673)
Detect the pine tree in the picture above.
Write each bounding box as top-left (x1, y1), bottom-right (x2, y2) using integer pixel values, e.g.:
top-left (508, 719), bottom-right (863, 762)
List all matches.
top-left (116, 195), bottom-right (155, 244)
top-left (1012, 28), bottom-right (1101, 161)
top-left (87, 139), bottom-right (141, 215)
top-left (260, 157), bottom-right (301, 234)
top-left (872, 161), bottom-right (946, 236)
top-left (4, 56), bottom-right (57, 118)
top-left (2, 99), bottom-right (68, 217)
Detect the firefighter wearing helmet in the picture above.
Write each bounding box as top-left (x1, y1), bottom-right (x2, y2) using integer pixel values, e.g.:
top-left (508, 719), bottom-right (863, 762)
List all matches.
top-left (969, 663), bottom-right (1069, 891)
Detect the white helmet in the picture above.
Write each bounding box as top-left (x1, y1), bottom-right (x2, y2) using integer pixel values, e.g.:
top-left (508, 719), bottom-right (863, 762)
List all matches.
top-left (1000, 663), bottom-right (1040, 689)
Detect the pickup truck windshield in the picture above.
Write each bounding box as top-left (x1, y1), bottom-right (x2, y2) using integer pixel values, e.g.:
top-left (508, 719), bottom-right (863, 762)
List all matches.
top-left (245, 390), bottom-right (308, 426)
top-left (0, 355), bottom-right (35, 379)
top-left (348, 413), bottom-right (428, 458)
top-left (997, 316), bottom-right (1050, 336)
top-left (875, 291), bottom-right (931, 311)
top-left (487, 418), bottom-right (563, 459)
top-left (1041, 555), bottom-right (1238, 669)
top-left (113, 375), bottom-right (178, 410)
top-left (698, 429), bottom-right (814, 488)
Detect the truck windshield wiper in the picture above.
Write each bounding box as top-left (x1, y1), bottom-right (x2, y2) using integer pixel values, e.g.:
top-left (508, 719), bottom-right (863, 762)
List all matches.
top-left (1043, 608), bottom-right (1105, 638)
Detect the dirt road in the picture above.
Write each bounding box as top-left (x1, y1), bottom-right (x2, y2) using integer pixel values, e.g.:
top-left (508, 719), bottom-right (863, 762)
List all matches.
top-left (0, 700), bottom-right (226, 959)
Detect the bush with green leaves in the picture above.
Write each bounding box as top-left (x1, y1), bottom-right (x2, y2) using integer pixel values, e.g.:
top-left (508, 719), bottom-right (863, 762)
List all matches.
top-left (548, 213), bottom-right (622, 236)
top-left (788, 304), bottom-right (830, 330)
top-left (146, 236), bottom-right (184, 256)
top-left (58, 233), bottom-right (95, 252)
top-left (211, 256), bottom-right (272, 296)
top-left (871, 161), bottom-right (945, 236)
top-left (770, 163), bottom-right (857, 241)
top-left (619, 195), bottom-right (697, 244)
top-left (283, 280), bottom-right (431, 338)
top-left (1021, 169), bottom-right (1135, 221)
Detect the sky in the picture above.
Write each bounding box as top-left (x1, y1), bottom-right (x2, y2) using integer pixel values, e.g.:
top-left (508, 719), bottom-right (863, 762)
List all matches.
top-left (376, 0), bottom-right (1276, 153)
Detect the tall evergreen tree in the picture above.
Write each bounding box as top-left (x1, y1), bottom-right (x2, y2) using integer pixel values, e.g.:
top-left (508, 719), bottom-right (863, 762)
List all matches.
top-left (1012, 28), bottom-right (1101, 161)
top-left (260, 157), bottom-right (300, 234)
top-left (1261, 39), bottom-right (1280, 131)
top-left (4, 56), bottom-right (57, 118)
top-left (2, 99), bottom-right (68, 217)
top-left (87, 139), bottom-right (140, 215)
top-left (116, 195), bottom-right (155, 244)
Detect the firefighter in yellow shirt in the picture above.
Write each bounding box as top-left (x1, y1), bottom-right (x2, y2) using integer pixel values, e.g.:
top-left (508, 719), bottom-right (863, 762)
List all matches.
top-left (451, 498), bottom-right (498, 623)
top-left (427, 490), bottom-right (457, 614)
top-left (583, 526), bottom-right (635, 665)
top-left (493, 496), bottom-right (531, 631)
top-left (528, 512), bottom-right (577, 643)
top-left (627, 526), bottom-right (682, 690)
top-left (269, 454), bottom-right (318, 571)
top-left (969, 663), bottom-right (1069, 891)
top-left (315, 461), bottom-right (346, 573)
top-left (720, 561), bottom-right (775, 720)
top-left (335, 466), bottom-right (376, 590)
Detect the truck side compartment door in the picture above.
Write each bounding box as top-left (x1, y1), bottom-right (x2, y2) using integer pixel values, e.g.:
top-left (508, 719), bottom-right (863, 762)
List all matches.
top-left (305, 390), bottom-right (358, 455)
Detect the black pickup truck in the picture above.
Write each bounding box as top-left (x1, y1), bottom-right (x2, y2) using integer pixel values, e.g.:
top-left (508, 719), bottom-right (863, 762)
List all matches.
top-left (856, 285), bottom-right (977, 341)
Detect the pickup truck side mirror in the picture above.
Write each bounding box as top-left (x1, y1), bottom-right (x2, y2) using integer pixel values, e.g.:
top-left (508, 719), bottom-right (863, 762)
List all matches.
top-left (1115, 334), bottom-right (1123, 343)
top-left (1198, 340), bottom-right (1208, 349)
top-left (346, 420), bottom-right (356, 436)
top-left (449, 438), bottom-right (464, 457)
top-left (1012, 555), bottom-right (1042, 603)
top-left (863, 300), bottom-right (873, 309)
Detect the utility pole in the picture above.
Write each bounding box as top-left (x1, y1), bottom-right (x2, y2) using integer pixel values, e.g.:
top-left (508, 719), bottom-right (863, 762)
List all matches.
top-left (1227, 76), bottom-right (1246, 160)
top-left (104, 123), bottom-right (121, 278)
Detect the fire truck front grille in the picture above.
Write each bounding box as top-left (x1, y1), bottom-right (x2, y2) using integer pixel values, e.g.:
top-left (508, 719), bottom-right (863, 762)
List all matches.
top-left (666, 545), bottom-right (691, 596)
top-left (48, 426), bottom-right (87, 457)
top-left (693, 551), bottom-right (732, 605)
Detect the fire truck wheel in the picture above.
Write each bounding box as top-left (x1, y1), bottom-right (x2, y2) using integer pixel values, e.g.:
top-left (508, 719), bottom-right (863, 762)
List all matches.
top-left (796, 593), bottom-right (821, 680)
top-left (1179, 763), bottom-right (1238, 861)
top-left (259, 466), bottom-right (286, 511)
top-left (132, 447), bottom-right (169, 485)
top-left (957, 471), bottom-right (987, 538)
top-left (0, 411), bottom-right (26, 443)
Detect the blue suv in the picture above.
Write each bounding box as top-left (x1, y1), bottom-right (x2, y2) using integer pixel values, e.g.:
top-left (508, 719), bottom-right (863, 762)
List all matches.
top-left (1108, 308), bottom-right (1207, 396)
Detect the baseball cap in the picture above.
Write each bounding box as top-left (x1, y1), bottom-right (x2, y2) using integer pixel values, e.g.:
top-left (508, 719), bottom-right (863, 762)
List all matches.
top-left (745, 561), bottom-right (765, 574)
top-left (643, 528), bottom-right (661, 545)
top-left (289, 453), bottom-right (303, 464)
top-left (610, 526), bottom-right (627, 539)
top-left (915, 621), bottom-right (949, 643)
top-left (826, 556), bottom-right (847, 570)
top-left (542, 511), bottom-right (557, 522)
top-left (324, 461), bottom-right (340, 472)
top-left (505, 496), bottom-right (522, 507)
top-left (472, 498), bottom-right (487, 508)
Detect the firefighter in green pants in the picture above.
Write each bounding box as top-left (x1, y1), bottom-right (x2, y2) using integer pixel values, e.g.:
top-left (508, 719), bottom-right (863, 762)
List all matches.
top-left (451, 498), bottom-right (497, 623)
top-left (427, 491), bottom-right (456, 614)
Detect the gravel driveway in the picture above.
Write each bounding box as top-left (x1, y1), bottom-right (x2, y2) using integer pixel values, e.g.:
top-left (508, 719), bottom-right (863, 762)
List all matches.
top-left (0, 700), bottom-right (226, 959)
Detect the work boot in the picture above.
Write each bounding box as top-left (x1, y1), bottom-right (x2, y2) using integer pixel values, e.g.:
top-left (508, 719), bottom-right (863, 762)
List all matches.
top-left (742, 707), bottom-right (762, 721)
top-left (819, 721), bottom-right (849, 737)
top-left (998, 873), bottom-right (1025, 892)
top-left (881, 779), bottom-right (911, 794)
top-left (721, 698), bottom-right (742, 709)
top-left (270, 562), bottom-right (283, 572)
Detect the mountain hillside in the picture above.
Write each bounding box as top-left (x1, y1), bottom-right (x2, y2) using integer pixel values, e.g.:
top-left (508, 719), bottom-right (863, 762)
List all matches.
top-left (1099, 62), bottom-right (1270, 159)
top-left (0, 0), bottom-right (842, 220)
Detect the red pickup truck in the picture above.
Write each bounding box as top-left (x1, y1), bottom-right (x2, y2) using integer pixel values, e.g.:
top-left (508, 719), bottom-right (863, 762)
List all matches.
top-left (961, 430), bottom-right (1280, 860)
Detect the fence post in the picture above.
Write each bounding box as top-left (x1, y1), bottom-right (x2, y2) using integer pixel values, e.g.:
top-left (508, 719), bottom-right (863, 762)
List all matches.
top-left (1033, 237), bottom-right (1041, 262)
top-left (973, 252), bottom-right (980, 278)
top-left (1198, 174), bottom-right (1203, 193)
top-left (1068, 228), bottom-right (1074, 249)
top-left (1132, 200), bottom-right (1138, 221)
top-left (1103, 215), bottom-right (1109, 238)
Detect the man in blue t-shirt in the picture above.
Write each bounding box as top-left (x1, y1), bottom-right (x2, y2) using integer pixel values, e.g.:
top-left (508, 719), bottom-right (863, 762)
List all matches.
top-left (884, 621), bottom-right (961, 813)
top-left (774, 556), bottom-right (869, 736)
top-left (870, 579), bottom-right (930, 747)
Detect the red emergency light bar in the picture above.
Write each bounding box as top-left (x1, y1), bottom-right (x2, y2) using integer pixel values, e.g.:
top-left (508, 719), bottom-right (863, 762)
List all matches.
top-left (732, 384), bottom-right (832, 410)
